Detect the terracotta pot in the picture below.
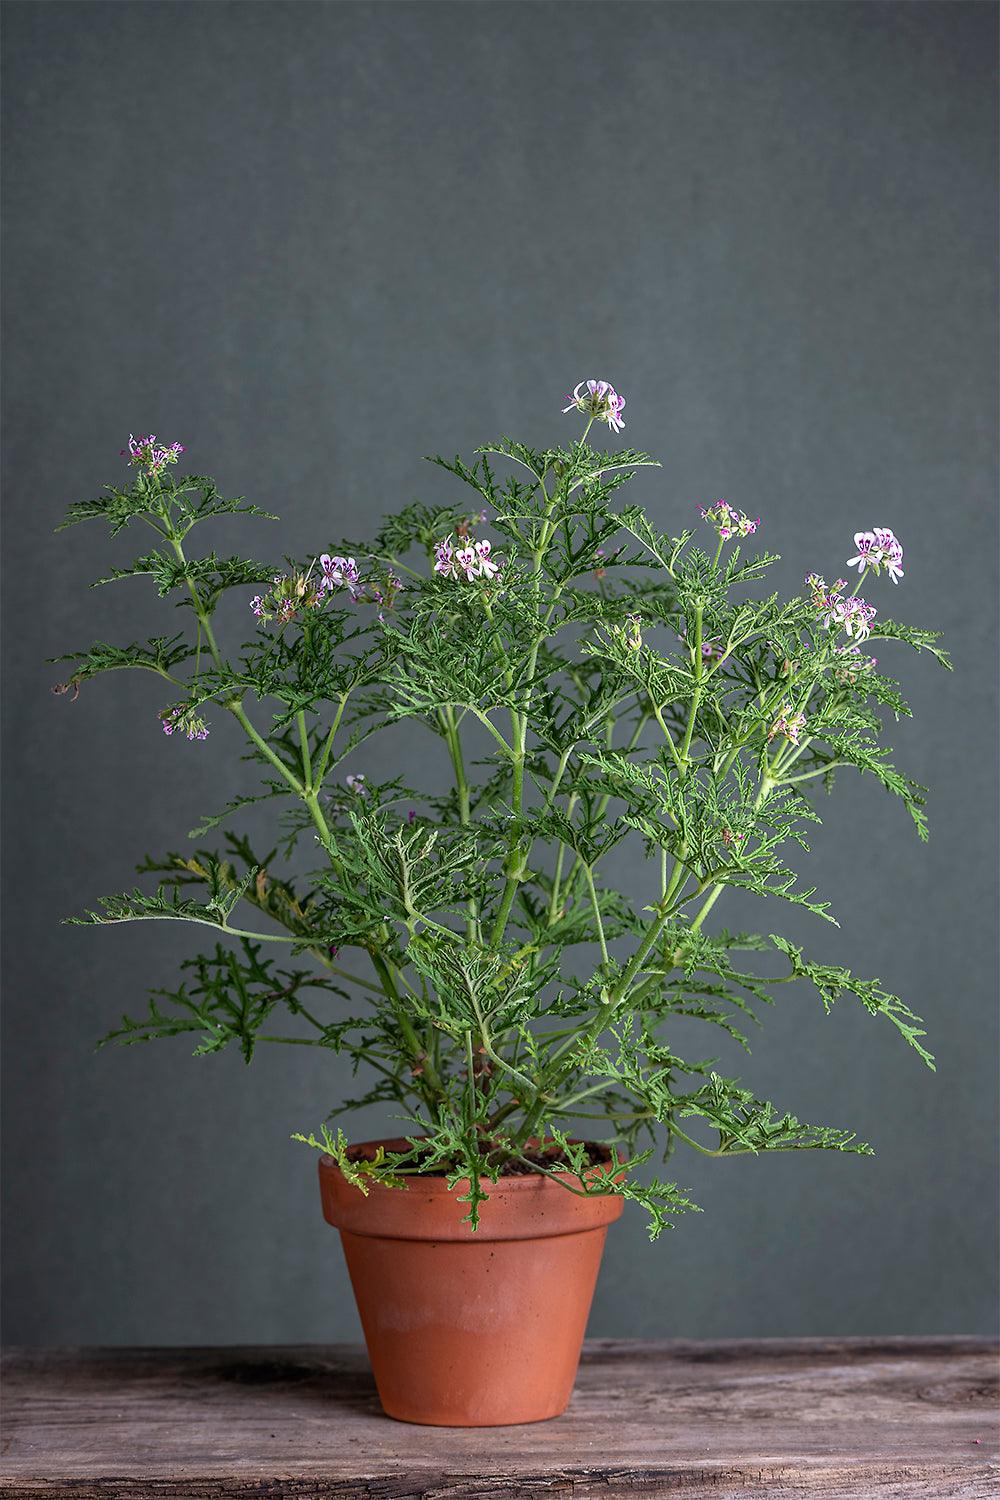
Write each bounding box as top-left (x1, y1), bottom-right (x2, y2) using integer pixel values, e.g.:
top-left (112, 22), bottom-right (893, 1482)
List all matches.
top-left (317, 1137), bottom-right (623, 1426)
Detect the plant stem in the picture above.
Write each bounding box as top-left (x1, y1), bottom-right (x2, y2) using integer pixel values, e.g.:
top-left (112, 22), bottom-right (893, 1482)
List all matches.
top-left (583, 864), bottom-right (610, 971)
top-left (296, 710), bottom-right (312, 787)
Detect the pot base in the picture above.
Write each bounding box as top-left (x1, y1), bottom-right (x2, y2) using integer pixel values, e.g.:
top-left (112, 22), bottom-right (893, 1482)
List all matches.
top-left (339, 1223), bottom-right (609, 1426)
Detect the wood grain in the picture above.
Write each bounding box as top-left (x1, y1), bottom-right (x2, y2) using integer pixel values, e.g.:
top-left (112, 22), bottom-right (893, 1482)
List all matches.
top-left (2, 1338), bottom-right (997, 1498)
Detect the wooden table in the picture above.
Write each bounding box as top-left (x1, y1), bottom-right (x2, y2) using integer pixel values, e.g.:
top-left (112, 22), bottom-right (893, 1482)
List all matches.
top-left (2, 1338), bottom-right (997, 1498)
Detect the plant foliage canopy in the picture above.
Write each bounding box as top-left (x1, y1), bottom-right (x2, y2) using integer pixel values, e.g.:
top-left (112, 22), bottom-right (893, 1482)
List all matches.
top-left (55, 405), bottom-right (945, 1234)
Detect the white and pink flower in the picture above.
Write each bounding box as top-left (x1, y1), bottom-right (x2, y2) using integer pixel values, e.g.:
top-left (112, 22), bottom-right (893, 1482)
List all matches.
top-left (562, 379), bottom-right (626, 433)
top-left (806, 575), bottom-right (877, 643)
top-left (320, 554), bottom-right (362, 599)
top-left (475, 538), bottom-right (499, 580)
top-left (848, 528), bottom-right (903, 584)
top-left (433, 532), bottom-right (503, 585)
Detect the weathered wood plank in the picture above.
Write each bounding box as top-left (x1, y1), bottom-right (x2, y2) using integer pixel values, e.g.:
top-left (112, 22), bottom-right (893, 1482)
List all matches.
top-left (2, 1338), bottom-right (997, 1498)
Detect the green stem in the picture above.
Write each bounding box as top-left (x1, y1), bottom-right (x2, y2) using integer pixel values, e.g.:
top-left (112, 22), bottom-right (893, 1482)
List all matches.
top-left (442, 705), bottom-right (478, 941)
top-left (228, 701), bottom-right (304, 796)
top-left (296, 710), bottom-right (312, 788)
top-left (313, 694), bottom-right (349, 787)
top-left (778, 759), bottom-right (848, 786)
top-left (469, 992), bottom-right (536, 1098)
top-left (666, 1120), bottom-right (732, 1157)
top-left (677, 603), bottom-right (704, 772)
top-left (583, 864), bottom-right (610, 971)
top-left (96, 913), bottom-right (308, 943)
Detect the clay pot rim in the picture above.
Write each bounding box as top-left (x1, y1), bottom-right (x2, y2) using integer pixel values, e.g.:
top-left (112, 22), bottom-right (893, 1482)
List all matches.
top-left (323, 1134), bottom-right (621, 1192)
top-left (318, 1136), bottom-right (625, 1242)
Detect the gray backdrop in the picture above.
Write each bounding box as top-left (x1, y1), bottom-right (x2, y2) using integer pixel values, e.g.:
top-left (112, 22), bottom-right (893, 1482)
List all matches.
top-left (3, 0), bottom-right (997, 1346)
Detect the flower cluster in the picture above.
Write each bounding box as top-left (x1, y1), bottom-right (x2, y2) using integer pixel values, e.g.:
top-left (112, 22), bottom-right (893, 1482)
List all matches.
top-left (805, 575), bottom-right (876, 642)
top-left (251, 571), bottom-right (327, 625)
top-left (767, 702), bottom-right (807, 745)
top-left (160, 705), bottom-right (209, 741)
top-left (562, 380), bottom-right (626, 433)
top-left (345, 773), bottom-right (367, 796)
top-left (250, 552), bottom-right (402, 626)
top-left (699, 500), bottom-right (760, 540)
top-left (434, 534), bottom-right (501, 583)
top-left (848, 527), bottom-right (903, 584)
top-left (122, 434), bottom-right (186, 477)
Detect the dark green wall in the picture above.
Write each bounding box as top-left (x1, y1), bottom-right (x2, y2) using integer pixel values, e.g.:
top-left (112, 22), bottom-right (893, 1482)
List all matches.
top-left (3, 0), bottom-right (996, 1343)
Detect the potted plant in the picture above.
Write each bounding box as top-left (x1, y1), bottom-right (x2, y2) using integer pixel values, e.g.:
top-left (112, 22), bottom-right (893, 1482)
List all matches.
top-left (55, 383), bottom-right (945, 1426)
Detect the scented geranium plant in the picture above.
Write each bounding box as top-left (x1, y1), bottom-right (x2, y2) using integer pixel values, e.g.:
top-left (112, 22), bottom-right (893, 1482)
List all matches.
top-left (55, 389), bottom-right (946, 1235)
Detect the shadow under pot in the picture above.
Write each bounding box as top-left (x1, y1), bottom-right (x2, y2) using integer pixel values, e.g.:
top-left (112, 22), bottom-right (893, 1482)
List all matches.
top-left (317, 1137), bottom-right (623, 1427)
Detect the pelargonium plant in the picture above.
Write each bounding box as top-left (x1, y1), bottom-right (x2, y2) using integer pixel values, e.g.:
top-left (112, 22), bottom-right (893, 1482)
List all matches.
top-left (55, 391), bottom-right (946, 1235)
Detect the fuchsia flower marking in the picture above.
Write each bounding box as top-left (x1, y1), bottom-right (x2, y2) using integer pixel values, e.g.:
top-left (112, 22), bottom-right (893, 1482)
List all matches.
top-left (768, 702), bottom-right (807, 745)
top-left (848, 527), bottom-right (903, 584)
top-left (699, 500), bottom-right (760, 540)
top-left (160, 705), bottom-right (209, 741)
top-left (562, 380), bottom-right (626, 433)
top-left (122, 434), bottom-right (185, 477)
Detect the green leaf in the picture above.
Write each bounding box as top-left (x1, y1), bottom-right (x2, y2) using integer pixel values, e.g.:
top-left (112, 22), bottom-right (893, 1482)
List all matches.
top-left (769, 936), bottom-right (935, 1069)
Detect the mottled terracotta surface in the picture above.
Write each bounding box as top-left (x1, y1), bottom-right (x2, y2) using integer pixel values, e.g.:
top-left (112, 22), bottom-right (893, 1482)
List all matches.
top-left (318, 1138), bottom-right (623, 1426)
